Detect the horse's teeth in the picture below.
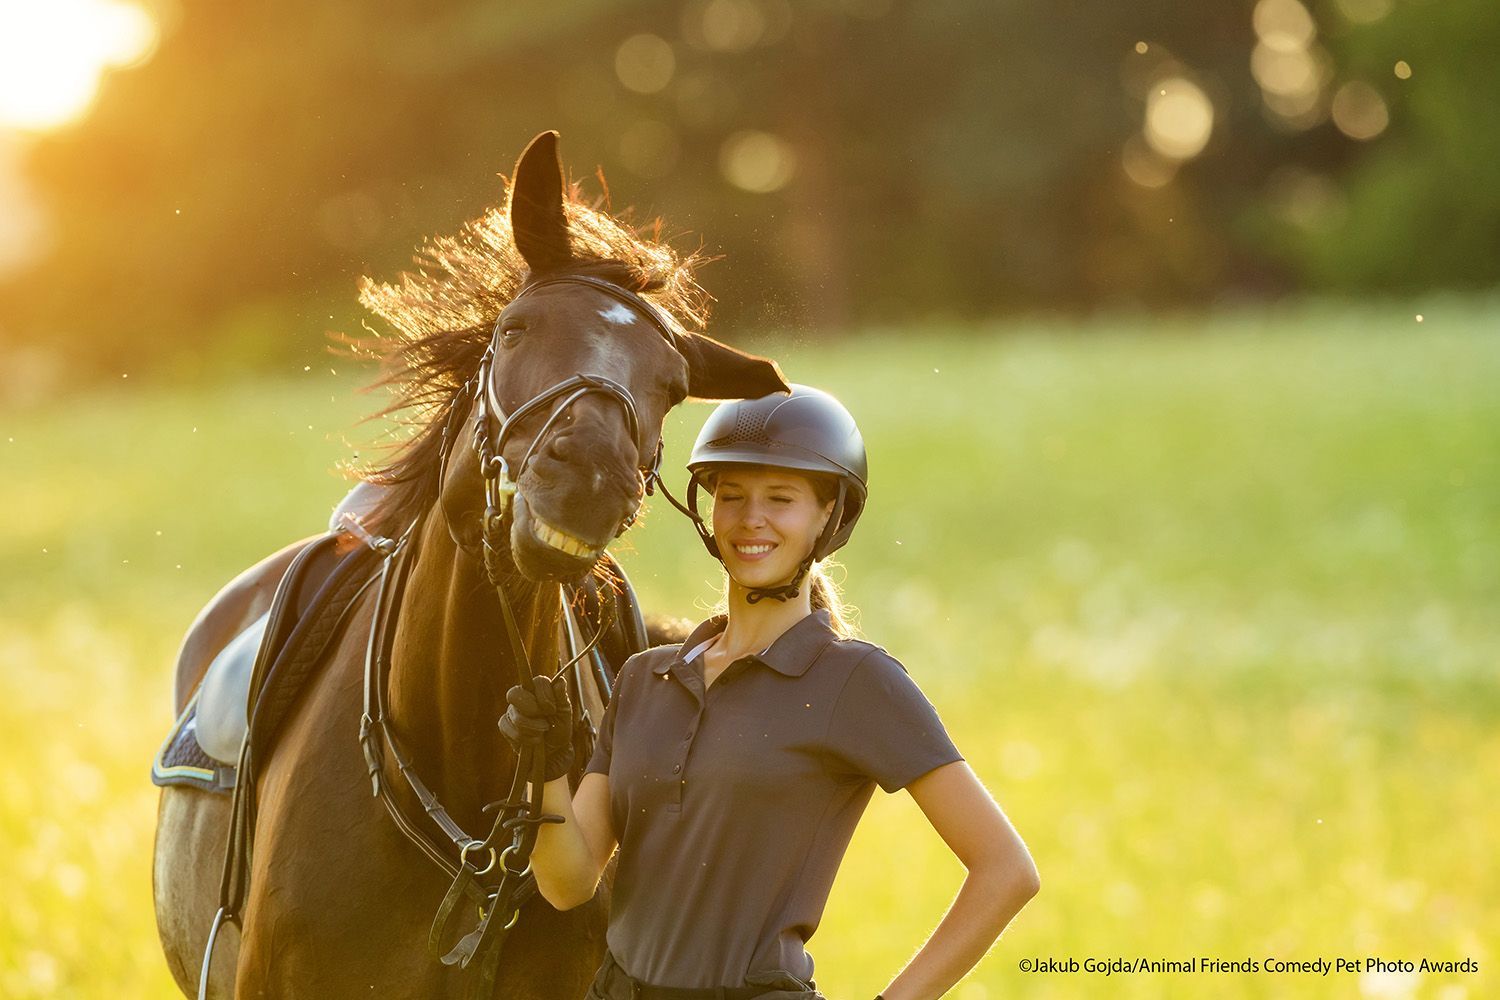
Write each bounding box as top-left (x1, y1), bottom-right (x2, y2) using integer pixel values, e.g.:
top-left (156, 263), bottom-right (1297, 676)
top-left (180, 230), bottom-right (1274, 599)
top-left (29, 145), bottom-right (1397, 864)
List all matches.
top-left (532, 516), bottom-right (598, 558)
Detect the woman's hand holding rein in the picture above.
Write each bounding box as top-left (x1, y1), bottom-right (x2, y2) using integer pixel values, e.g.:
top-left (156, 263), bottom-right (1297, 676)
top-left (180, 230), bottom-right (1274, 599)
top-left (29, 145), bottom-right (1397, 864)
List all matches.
top-left (497, 675), bottom-right (575, 781)
top-left (499, 673), bottom-right (615, 912)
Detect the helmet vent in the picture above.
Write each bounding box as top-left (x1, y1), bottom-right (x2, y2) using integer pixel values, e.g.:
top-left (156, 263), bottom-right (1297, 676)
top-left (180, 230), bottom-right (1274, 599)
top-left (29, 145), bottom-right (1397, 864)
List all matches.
top-left (731, 410), bottom-right (772, 445)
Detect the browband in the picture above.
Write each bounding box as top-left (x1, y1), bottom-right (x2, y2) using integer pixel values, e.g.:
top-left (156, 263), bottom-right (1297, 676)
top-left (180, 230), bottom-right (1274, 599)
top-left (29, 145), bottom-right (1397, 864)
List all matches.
top-left (507, 274), bottom-right (681, 350)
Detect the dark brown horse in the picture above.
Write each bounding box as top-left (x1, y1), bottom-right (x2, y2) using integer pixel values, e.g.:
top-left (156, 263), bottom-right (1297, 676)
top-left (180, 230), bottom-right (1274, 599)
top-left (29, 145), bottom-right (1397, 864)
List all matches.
top-left (153, 131), bottom-right (787, 998)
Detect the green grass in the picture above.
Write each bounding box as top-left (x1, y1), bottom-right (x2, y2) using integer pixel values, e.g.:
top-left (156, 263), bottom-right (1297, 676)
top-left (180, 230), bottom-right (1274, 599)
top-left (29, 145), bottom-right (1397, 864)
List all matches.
top-left (2, 302), bottom-right (1496, 998)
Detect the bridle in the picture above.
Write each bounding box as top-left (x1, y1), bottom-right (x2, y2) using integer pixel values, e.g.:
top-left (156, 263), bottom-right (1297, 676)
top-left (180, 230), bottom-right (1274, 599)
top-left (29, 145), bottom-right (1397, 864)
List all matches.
top-left (361, 274), bottom-right (678, 995)
top-left (437, 274), bottom-right (679, 583)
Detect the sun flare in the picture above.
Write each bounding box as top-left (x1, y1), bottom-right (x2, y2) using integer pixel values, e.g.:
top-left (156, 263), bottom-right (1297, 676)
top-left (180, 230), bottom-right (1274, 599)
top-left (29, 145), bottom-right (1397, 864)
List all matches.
top-left (0, 0), bottom-right (157, 132)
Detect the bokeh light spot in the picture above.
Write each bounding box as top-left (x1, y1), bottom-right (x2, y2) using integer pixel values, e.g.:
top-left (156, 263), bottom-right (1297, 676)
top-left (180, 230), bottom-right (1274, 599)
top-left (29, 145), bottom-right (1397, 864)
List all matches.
top-left (1252, 43), bottom-right (1321, 98)
top-left (1145, 77), bottom-right (1214, 161)
top-left (1122, 135), bottom-right (1177, 189)
top-left (1333, 0), bottom-right (1393, 26)
top-left (1253, 0), bottom-right (1317, 52)
top-left (719, 130), bottom-right (797, 193)
top-left (675, 71), bottom-right (736, 127)
top-left (1331, 81), bottom-right (1389, 141)
top-left (1393, 60), bottom-right (1412, 80)
top-left (0, 0), bottom-right (157, 132)
top-left (702, 0), bottom-right (766, 51)
top-left (615, 33), bottom-right (675, 95)
top-left (1262, 88), bottom-right (1326, 131)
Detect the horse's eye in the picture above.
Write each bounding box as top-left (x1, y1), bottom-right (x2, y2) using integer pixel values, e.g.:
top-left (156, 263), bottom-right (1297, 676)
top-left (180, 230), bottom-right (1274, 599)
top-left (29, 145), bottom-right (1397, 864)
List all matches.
top-left (500, 324), bottom-right (526, 347)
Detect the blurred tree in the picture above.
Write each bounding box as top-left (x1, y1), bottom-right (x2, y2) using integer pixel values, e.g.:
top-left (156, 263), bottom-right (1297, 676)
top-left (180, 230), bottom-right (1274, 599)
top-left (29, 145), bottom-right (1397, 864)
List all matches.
top-left (0, 0), bottom-right (1494, 383)
top-left (1253, 0), bottom-right (1500, 293)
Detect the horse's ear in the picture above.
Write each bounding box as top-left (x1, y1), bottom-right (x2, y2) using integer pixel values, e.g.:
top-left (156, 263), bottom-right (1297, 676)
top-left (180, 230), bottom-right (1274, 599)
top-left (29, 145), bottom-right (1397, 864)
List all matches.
top-left (510, 130), bottom-right (572, 273)
top-left (676, 332), bottom-right (790, 400)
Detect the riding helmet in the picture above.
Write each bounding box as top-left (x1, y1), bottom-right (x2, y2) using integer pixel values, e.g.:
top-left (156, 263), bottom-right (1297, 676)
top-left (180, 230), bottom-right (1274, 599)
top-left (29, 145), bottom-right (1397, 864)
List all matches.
top-left (685, 384), bottom-right (868, 563)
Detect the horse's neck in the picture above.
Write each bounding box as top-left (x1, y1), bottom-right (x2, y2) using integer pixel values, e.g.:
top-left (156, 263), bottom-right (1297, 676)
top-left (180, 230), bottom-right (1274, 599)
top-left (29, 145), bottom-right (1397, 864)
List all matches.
top-left (386, 514), bottom-right (560, 826)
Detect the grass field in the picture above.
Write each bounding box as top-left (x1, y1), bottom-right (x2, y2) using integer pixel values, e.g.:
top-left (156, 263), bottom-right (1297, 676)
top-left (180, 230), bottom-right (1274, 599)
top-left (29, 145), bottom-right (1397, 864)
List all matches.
top-left (2, 302), bottom-right (1496, 998)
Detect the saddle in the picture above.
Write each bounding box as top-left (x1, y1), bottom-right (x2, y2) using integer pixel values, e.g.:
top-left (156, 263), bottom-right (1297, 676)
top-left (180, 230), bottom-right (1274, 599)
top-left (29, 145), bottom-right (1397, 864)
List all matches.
top-left (152, 531), bottom-right (644, 793)
top-left (151, 533), bottom-right (381, 792)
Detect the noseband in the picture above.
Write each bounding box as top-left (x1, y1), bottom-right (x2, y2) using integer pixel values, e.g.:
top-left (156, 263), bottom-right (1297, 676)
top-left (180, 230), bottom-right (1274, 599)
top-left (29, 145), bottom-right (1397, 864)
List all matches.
top-left (437, 275), bottom-right (677, 582)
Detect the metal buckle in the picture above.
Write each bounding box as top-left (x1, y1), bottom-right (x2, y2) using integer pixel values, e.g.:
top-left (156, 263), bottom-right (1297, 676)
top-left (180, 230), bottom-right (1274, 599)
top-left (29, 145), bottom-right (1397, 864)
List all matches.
top-left (497, 841), bottom-right (532, 880)
top-left (459, 840), bottom-right (497, 876)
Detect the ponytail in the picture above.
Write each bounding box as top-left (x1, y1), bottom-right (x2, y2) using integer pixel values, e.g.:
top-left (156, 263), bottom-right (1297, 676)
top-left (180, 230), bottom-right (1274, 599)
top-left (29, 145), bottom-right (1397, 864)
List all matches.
top-left (808, 559), bottom-right (859, 639)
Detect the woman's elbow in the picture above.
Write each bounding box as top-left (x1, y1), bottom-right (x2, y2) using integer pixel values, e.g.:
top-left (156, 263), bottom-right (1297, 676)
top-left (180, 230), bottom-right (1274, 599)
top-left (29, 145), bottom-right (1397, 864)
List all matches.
top-left (974, 856), bottom-right (1040, 910)
top-left (537, 874), bottom-right (600, 912)
top-left (1002, 846), bottom-right (1041, 899)
top-left (1012, 864), bottom-right (1041, 904)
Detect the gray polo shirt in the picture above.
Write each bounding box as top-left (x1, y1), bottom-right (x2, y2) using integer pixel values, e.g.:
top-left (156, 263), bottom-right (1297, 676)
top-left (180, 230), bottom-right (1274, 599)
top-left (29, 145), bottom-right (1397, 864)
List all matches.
top-left (584, 608), bottom-right (964, 989)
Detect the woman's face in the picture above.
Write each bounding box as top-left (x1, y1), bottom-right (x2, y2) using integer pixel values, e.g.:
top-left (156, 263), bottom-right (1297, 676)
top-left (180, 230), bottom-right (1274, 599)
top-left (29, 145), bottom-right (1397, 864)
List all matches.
top-left (711, 467), bottom-right (836, 590)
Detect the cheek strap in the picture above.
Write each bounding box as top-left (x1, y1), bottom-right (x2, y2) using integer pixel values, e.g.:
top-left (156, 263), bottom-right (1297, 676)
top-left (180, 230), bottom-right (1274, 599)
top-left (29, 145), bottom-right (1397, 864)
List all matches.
top-left (649, 470), bottom-right (721, 558)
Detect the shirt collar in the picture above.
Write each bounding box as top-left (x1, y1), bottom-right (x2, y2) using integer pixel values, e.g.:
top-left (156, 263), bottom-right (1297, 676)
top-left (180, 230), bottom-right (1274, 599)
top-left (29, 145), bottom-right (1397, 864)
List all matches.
top-left (652, 608), bottom-right (837, 678)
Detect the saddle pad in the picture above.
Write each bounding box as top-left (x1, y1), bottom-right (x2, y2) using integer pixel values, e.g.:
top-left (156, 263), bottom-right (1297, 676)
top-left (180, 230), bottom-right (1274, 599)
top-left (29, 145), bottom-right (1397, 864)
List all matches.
top-left (151, 688), bottom-right (237, 793)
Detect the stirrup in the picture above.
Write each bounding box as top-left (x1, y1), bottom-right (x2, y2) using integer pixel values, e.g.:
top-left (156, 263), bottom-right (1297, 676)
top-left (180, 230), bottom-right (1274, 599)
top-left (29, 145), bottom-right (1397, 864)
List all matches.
top-left (197, 905), bottom-right (239, 1000)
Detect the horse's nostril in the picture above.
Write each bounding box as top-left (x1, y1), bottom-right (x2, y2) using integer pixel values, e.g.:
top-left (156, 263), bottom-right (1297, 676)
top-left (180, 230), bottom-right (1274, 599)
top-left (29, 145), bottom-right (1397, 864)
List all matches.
top-left (543, 432), bottom-right (576, 463)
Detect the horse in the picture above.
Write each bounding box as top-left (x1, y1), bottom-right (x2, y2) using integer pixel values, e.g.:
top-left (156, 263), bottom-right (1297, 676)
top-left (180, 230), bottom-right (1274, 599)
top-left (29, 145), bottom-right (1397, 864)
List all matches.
top-left (152, 130), bottom-right (789, 999)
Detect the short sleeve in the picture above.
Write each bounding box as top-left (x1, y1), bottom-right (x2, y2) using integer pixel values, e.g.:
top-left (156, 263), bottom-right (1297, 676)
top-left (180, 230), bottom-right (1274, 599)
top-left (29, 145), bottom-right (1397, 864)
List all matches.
top-left (824, 649), bottom-right (964, 793)
top-left (585, 652), bottom-right (637, 776)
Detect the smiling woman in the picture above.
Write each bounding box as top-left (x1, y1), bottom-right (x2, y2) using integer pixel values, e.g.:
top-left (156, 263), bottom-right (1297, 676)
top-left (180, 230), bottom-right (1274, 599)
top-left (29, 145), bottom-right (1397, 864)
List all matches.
top-left (501, 384), bottom-right (1041, 1000)
top-left (0, 0), bottom-right (156, 132)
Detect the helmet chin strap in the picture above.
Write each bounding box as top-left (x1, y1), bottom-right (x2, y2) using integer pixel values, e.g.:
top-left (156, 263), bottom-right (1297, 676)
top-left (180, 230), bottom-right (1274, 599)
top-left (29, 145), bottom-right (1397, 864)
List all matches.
top-left (743, 556), bottom-right (812, 605)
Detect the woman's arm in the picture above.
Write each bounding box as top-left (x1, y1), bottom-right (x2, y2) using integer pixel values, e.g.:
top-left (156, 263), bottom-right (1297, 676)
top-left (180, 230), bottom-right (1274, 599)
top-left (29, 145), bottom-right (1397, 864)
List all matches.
top-left (876, 760), bottom-right (1039, 1000)
top-left (528, 771), bottom-right (618, 910)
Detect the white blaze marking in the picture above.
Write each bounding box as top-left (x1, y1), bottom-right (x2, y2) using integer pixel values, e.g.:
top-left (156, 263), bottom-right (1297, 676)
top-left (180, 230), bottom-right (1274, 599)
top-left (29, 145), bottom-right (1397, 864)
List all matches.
top-left (598, 304), bottom-right (637, 327)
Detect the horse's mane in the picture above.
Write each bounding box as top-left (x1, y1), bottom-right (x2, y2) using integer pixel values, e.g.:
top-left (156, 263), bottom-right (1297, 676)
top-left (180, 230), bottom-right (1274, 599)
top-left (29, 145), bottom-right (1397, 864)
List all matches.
top-left (341, 178), bottom-right (711, 538)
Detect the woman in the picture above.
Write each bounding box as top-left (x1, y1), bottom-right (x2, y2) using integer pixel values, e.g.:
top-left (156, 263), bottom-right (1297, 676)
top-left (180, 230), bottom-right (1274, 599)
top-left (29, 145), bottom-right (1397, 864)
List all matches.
top-left (500, 385), bottom-right (1039, 1000)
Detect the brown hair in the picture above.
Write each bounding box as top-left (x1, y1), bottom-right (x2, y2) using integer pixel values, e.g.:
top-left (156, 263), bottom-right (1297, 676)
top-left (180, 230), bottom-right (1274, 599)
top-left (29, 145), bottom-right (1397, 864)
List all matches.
top-left (807, 561), bottom-right (859, 640)
top-left (804, 472), bottom-right (859, 639)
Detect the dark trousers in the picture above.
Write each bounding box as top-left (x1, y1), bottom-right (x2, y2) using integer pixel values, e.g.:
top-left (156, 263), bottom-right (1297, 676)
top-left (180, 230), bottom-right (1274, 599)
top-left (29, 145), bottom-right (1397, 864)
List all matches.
top-left (585, 949), bottom-right (827, 1000)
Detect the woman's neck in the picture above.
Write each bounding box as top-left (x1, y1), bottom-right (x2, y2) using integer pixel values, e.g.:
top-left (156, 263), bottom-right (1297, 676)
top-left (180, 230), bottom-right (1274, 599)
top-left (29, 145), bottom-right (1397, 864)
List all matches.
top-left (716, 577), bottom-right (816, 658)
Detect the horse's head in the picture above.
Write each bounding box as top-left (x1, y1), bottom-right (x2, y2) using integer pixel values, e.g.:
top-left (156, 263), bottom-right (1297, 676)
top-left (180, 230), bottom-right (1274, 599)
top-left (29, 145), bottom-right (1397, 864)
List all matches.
top-left (439, 132), bottom-right (788, 582)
